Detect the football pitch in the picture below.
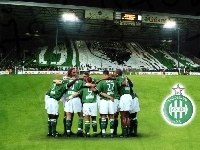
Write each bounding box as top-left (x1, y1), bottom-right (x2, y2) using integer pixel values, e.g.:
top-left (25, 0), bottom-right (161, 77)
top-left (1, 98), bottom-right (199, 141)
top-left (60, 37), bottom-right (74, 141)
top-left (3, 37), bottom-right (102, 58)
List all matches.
top-left (0, 74), bottom-right (200, 150)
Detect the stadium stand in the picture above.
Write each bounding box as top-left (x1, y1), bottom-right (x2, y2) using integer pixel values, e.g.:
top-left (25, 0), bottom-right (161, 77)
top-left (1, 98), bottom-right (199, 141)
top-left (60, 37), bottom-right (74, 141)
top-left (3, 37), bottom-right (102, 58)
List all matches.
top-left (1, 39), bottom-right (199, 73)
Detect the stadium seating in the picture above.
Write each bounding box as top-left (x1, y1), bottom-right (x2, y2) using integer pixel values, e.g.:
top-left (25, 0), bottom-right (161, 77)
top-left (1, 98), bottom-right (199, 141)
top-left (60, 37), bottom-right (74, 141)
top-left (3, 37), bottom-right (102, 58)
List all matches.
top-left (13, 39), bottom-right (199, 71)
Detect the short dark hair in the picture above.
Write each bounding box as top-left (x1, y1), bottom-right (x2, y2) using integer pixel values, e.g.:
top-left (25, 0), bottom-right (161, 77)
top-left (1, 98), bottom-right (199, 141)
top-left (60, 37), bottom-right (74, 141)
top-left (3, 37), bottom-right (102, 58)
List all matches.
top-left (116, 69), bottom-right (122, 76)
top-left (103, 70), bottom-right (109, 75)
top-left (86, 76), bottom-right (92, 83)
top-left (83, 71), bottom-right (90, 76)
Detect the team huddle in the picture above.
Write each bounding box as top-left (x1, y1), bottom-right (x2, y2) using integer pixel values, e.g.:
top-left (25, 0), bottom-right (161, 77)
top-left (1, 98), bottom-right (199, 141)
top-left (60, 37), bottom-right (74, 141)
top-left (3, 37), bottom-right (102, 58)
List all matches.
top-left (45, 68), bottom-right (140, 138)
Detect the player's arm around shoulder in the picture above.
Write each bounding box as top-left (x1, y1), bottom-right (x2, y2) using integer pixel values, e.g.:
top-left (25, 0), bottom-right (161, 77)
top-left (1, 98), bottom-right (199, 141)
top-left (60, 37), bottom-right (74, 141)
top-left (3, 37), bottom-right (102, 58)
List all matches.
top-left (121, 76), bottom-right (128, 86)
top-left (84, 82), bottom-right (96, 87)
top-left (66, 92), bottom-right (80, 102)
top-left (100, 93), bottom-right (114, 102)
top-left (53, 79), bottom-right (63, 85)
top-left (54, 76), bottom-right (72, 83)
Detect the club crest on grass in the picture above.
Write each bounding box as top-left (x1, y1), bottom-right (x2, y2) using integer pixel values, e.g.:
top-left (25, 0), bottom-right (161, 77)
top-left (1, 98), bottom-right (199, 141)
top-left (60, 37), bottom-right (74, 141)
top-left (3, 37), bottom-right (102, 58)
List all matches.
top-left (161, 84), bottom-right (195, 127)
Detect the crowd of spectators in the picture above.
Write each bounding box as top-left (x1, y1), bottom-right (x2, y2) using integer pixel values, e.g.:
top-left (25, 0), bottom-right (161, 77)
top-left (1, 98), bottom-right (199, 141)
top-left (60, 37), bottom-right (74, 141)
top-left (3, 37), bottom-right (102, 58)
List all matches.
top-left (1, 59), bottom-right (200, 73)
top-left (91, 41), bottom-right (131, 65)
top-left (1, 51), bottom-right (200, 74)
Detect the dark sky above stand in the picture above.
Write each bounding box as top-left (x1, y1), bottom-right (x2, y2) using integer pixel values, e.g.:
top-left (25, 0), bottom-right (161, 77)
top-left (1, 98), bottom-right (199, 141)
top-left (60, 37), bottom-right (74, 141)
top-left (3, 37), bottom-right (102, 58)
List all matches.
top-left (10, 0), bottom-right (200, 16)
top-left (4, 0), bottom-right (200, 57)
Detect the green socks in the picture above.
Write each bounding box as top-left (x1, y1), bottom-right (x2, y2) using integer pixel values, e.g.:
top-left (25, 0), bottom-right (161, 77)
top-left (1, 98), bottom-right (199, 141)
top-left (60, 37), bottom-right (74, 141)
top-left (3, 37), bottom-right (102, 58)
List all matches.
top-left (85, 121), bottom-right (90, 134)
top-left (51, 119), bottom-right (57, 136)
top-left (66, 119), bottom-right (71, 133)
top-left (122, 126), bottom-right (127, 136)
top-left (101, 118), bottom-right (107, 133)
top-left (47, 118), bottom-right (52, 134)
top-left (92, 121), bottom-right (97, 133)
top-left (78, 118), bottom-right (83, 132)
top-left (110, 119), bottom-right (114, 134)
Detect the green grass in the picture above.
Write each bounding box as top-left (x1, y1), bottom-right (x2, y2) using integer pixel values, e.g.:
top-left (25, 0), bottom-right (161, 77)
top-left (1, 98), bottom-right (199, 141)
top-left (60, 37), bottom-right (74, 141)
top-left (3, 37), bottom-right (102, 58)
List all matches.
top-left (0, 75), bottom-right (200, 150)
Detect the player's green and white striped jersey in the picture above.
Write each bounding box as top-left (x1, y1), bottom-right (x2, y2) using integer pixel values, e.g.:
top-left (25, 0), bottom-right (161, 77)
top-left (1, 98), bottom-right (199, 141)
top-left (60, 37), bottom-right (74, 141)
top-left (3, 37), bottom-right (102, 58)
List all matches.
top-left (116, 75), bottom-right (131, 96)
top-left (78, 87), bottom-right (97, 103)
top-left (96, 79), bottom-right (117, 100)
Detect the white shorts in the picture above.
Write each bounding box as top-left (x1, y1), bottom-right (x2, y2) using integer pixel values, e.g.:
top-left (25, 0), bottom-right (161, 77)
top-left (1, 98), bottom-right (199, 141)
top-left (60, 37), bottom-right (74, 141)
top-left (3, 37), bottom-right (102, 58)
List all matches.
top-left (64, 97), bottom-right (82, 113)
top-left (99, 99), bottom-right (115, 115)
top-left (45, 95), bottom-right (50, 109)
top-left (114, 99), bottom-right (119, 113)
top-left (60, 94), bottom-right (66, 108)
top-left (46, 97), bottom-right (59, 115)
top-left (119, 94), bottom-right (132, 112)
top-left (130, 97), bottom-right (140, 113)
top-left (83, 103), bottom-right (97, 116)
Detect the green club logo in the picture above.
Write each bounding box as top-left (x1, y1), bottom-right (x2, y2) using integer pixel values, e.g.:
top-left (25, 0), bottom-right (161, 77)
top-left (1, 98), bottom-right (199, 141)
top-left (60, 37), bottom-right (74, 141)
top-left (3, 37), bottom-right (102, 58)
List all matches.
top-left (161, 84), bottom-right (195, 127)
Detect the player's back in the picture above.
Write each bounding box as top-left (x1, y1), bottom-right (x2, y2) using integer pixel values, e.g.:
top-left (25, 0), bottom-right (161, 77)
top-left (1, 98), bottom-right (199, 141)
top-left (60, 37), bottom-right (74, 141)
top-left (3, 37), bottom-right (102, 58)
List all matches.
top-left (81, 87), bottom-right (97, 103)
top-left (96, 79), bottom-right (117, 100)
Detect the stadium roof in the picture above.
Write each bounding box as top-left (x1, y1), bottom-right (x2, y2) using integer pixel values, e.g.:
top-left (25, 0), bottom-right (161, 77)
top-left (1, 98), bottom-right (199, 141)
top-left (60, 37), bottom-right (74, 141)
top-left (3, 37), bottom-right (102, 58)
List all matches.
top-left (1, 1), bottom-right (200, 45)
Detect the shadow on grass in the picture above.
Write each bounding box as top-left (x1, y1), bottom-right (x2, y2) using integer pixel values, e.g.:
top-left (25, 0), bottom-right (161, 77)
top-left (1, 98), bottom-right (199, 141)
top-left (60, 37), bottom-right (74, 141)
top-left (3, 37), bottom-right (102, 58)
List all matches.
top-left (31, 132), bottom-right (154, 141)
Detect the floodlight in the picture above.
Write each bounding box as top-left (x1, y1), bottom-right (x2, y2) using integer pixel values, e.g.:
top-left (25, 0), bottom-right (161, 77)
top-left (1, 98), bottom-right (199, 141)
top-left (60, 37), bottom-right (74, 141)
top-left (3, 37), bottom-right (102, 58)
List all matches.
top-left (163, 21), bottom-right (176, 28)
top-left (138, 15), bottom-right (142, 20)
top-left (62, 13), bottom-right (78, 22)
